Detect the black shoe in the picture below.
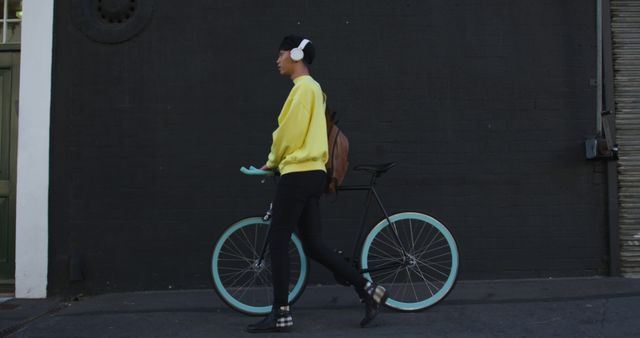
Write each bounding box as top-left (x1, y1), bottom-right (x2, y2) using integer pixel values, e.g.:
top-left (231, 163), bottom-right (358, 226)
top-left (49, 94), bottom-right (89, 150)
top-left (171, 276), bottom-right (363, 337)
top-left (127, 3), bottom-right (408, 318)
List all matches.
top-left (246, 305), bottom-right (293, 333)
top-left (360, 282), bottom-right (388, 328)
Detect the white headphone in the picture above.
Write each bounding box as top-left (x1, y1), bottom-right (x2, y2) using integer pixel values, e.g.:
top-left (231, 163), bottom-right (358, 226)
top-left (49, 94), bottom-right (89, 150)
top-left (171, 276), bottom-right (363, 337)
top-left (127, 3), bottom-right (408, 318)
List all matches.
top-left (290, 38), bottom-right (311, 62)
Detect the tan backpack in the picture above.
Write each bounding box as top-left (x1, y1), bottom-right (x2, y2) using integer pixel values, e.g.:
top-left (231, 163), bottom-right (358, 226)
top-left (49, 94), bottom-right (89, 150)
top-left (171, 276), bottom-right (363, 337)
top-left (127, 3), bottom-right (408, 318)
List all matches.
top-left (323, 95), bottom-right (349, 193)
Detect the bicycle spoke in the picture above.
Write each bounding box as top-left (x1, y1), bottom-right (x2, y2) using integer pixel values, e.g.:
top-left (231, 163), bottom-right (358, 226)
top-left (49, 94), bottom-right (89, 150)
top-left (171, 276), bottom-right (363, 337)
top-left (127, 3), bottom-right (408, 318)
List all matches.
top-left (388, 264), bottom-right (404, 287)
top-left (414, 256), bottom-right (451, 270)
top-left (358, 214), bottom-right (458, 311)
top-left (389, 222), bottom-right (407, 250)
top-left (399, 272), bottom-right (409, 300)
top-left (219, 237), bottom-right (250, 259)
top-left (212, 219), bottom-right (313, 314)
top-left (221, 266), bottom-right (252, 284)
top-left (408, 221), bottom-right (427, 254)
top-left (411, 263), bottom-right (438, 296)
top-left (218, 263), bottom-right (251, 271)
top-left (367, 253), bottom-right (402, 262)
top-left (254, 224), bottom-right (259, 255)
top-left (226, 235), bottom-right (254, 261)
top-left (373, 233), bottom-right (404, 256)
top-left (368, 247), bottom-right (401, 261)
top-left (415, 263), bottom-right (445, 290)
top-left (418, 251), bottom-right (452, 263)
top-left (405, 267), bottom-right (419, 302)
top-left (376, 228), bottom-right (402, 251)
top-left (369, 242), bottom-right (396, 256)
top-left (225, 268), bottom-right (253, 290)
top-left (367, 256), bottom-right (403, 265)
top-left (218, 269), bottom-right (252, 278)
top-left (372, 265), bottom-right (405, 284)
top-left (419, 224), bottom-right (437, 246)
top-left (371, 263), bottom-right (404, 276)
top-left (227, 233), bottom-right (250, 256)
top-left (263, 264), bottom-right (272, 276)
top-left (415, 224), bottom-right (435, 255)
top-left (398, 221), bottom-right (413, 254)
top-left (379, 225), bottom-right (405, 253)
top-left (232, 272), bottom-right (260, 298)
top-left (414, 245), bottom-right (449, 261)
top-left (413, 239), bottom-right (448, 260)
top-left (420, 231), bottom-right (443, 255)
top-left (412, 263), bottom-right (445, 289)
top-left (256, 270), bottom-right (271, 287)
top-left (416, 259), bottom-right (451, 279)
top-left (373, 271), bottom-right (399, 285)
top-left (219, 250), bottom-right (254, 264)
top-left (408, 219), bottom-right (415, 254)
top-left (253, 269), bottom-right (272, 296)
top-left (236, 273), bottom-right (260, 300)
top-left (218, 249), bottom-right (253, 261)
top-left (397, 270), bottom-right (410, 301)
top-left (220, 270), bottom-right (254, 288)
top-left (217, 257), bottom-right (251, 262)
top-left (218, 256), bottom-right (252, 269)
top-left (239, 227), bottom-right (260, 259)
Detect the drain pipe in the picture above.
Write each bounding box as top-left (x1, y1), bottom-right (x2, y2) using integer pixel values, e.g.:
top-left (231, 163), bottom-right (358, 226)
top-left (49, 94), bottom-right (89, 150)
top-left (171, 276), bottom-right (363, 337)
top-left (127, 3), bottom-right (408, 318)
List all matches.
top-left (599, 0), bottom-right (620, 276)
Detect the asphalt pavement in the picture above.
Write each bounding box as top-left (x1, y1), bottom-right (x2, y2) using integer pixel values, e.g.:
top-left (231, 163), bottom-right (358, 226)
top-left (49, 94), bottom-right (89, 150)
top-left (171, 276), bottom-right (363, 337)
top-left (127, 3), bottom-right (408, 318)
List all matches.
top-left (2, 277), bottom-right (640, 337)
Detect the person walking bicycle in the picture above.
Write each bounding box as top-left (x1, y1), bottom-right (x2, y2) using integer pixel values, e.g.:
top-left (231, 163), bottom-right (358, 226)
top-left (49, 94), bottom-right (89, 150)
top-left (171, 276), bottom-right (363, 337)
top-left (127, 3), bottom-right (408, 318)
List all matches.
top-left (246, 35), bottom-right (388, 333)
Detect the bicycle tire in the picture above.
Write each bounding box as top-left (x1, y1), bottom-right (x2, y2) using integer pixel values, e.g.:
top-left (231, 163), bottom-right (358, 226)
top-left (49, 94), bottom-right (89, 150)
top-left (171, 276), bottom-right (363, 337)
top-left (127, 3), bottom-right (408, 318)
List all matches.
top-left (360, 212), bottom-right (459, 312)
top-left (211, 216), bottom-right (309, 316)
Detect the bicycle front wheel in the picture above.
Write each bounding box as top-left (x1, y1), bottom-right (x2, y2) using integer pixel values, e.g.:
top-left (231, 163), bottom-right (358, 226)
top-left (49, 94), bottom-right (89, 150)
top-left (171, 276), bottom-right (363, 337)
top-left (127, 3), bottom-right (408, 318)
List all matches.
top-left (211, 217), bottom-right (309, 316)
top-left (360, 212), bottom-right (459, 312)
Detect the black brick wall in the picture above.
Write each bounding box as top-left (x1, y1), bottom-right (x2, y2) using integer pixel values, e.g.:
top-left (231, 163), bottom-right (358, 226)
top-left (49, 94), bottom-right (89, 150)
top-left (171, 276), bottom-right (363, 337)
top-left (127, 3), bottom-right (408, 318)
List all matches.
top-left (49, 0), bottom-right (607, 294)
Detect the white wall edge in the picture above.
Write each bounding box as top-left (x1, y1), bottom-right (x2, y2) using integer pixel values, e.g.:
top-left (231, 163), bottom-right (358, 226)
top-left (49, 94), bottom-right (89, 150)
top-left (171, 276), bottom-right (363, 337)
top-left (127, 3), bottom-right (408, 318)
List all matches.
top-left (14, 0), bottom-right (54, 299)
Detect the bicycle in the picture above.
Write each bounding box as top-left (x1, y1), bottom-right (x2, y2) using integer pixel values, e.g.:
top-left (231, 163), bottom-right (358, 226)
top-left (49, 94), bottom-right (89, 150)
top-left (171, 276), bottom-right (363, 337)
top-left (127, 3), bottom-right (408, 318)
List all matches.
top-left (211, 162), bottom-right (459, 316)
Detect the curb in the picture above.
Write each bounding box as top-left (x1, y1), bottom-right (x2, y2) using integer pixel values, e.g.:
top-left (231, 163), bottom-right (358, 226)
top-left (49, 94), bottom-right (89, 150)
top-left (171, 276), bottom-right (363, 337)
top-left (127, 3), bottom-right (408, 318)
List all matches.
top-left (0, 300), bottom-right (68, 338)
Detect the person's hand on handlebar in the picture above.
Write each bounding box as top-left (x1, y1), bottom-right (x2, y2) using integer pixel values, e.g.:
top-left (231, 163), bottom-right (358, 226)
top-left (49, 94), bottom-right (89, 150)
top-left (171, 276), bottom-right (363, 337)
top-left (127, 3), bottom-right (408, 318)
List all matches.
top-left (260, 164), bottom-right (271, 171)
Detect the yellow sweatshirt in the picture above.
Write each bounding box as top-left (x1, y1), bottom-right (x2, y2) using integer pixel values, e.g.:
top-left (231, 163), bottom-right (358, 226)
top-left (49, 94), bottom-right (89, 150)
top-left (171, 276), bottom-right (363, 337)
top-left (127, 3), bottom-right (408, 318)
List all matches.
top-left (266, 75), bottom-right (328, 175)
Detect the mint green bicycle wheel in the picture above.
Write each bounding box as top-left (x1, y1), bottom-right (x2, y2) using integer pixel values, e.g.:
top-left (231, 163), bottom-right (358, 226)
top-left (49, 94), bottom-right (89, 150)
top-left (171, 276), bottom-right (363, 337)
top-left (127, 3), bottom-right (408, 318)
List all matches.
top-left (361, 212), bottom-right (459, 312)
top-left (211, 217), bottom-right (309, 316)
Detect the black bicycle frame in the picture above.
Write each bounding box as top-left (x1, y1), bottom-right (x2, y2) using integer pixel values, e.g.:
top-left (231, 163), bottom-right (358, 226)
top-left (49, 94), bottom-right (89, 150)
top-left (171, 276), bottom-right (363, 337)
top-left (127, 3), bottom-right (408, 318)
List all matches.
top-left (337, 173), bottom-right (409, 274)
top-left (256, 172), bottom-right (409, 275)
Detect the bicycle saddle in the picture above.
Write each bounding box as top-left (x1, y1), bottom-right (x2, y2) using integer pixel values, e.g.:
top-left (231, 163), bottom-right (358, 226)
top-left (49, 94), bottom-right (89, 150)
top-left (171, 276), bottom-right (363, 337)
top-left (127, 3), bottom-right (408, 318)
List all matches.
top-left (353, 162), bottom-right (397, 175)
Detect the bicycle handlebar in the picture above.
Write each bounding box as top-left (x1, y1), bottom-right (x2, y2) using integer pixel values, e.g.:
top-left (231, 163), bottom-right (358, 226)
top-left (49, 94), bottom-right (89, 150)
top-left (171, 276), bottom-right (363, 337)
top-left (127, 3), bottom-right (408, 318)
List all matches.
top-left (240, 166), bottom-right (274, 176)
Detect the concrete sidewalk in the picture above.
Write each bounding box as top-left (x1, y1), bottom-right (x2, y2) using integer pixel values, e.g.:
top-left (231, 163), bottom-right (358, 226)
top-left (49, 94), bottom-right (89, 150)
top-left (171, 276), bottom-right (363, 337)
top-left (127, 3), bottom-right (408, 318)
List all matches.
top-left (2, 277), bottom-right (640, 337)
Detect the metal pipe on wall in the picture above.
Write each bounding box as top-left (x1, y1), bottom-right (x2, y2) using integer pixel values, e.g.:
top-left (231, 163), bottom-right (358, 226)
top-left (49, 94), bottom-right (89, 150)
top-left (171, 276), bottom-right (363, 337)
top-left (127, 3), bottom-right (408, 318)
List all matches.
top-left (599, 0), bottom-right (620, 276)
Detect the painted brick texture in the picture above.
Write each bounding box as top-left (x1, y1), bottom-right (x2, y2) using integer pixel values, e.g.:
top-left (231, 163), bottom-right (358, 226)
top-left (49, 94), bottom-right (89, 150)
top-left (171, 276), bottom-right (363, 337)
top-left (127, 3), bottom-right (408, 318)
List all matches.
top-left (48, 0), bottom-right (606, 294)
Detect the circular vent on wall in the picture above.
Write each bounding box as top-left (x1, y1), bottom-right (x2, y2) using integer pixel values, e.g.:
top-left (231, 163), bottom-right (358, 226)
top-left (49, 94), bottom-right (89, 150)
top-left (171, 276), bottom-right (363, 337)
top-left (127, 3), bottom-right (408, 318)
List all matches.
top-left (71, 0), bottom-right (155, 44)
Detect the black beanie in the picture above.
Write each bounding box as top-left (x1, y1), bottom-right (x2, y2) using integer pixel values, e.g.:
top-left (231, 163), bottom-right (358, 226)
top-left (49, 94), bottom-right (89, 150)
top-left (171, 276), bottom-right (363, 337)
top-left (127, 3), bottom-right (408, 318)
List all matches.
top-left (279, 35), bottom-right (315, 65)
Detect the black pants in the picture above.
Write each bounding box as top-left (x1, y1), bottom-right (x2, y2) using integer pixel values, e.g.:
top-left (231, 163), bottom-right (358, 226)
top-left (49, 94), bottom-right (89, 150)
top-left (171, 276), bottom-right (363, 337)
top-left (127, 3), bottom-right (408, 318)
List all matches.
top-left (269, 170), bottom-right (368, 306)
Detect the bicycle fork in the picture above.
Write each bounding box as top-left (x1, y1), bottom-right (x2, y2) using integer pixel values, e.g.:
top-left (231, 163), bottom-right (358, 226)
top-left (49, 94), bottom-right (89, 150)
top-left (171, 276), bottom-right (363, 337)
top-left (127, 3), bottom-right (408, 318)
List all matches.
top-left (255, 203), bottom-right (273, 269)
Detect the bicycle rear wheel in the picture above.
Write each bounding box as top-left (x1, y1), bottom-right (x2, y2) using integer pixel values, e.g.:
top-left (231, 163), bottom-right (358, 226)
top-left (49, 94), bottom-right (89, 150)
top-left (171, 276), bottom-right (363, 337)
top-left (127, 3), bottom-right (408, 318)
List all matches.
top-left (360, 212), bottom-right (459, 312)
top-left (211, 217), bottom-right (309, 316)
